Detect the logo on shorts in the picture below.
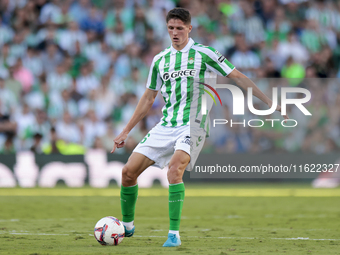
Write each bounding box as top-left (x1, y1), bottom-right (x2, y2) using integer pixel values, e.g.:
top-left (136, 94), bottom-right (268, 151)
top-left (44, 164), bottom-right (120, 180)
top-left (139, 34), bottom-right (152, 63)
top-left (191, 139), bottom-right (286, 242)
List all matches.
top-left (196, 136), bottom-right (203, 147)
top-left (181, 136), bottom-right (192, 146)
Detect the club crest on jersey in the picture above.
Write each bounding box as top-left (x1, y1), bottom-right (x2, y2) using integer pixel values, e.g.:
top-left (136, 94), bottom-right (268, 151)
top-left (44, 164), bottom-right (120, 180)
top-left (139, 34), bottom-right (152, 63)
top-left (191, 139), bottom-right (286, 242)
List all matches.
top-left (188, 57), bottom-right (194, 64)
top-left (163, 69), bottom-right (197, 81)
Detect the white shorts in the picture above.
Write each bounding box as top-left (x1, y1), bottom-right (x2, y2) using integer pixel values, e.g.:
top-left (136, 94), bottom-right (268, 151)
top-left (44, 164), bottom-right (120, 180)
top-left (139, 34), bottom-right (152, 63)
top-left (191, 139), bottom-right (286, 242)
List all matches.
top-left (133, 123), bottom-right (206, 171)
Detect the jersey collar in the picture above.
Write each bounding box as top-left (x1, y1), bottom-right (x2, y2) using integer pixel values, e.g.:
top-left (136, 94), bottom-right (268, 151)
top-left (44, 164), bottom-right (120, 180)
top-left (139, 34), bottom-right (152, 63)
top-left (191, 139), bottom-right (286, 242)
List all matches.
top-left (170, 38), bottom-right (195, 55)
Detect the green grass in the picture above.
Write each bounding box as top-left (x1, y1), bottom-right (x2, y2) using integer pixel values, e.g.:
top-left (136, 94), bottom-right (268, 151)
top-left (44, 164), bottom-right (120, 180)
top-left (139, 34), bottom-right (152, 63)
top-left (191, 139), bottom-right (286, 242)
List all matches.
top-left (0, 184), bottom-right (339, 255)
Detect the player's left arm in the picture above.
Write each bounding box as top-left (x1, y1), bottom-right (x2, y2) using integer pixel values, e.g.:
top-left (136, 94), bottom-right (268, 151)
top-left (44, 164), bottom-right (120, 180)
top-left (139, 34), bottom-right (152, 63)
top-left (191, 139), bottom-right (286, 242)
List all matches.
top-left (227, 69), bottom-right (289, 121)
top-left (204, 47), bottom-right (288, 120)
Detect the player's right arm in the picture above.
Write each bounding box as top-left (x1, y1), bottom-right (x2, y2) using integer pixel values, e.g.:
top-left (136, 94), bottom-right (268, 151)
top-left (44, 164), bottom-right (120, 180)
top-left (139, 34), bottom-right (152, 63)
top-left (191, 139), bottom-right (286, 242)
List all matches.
top-left (111, 88), bottom-right (158, 153)
top-left (111, 55), bottom-right (163, 153)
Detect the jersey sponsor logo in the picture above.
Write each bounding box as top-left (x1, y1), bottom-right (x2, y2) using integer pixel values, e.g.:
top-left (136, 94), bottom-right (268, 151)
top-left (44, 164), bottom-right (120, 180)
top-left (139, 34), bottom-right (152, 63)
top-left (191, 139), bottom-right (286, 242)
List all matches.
top-left (162, 69), bottom-right (197, 81)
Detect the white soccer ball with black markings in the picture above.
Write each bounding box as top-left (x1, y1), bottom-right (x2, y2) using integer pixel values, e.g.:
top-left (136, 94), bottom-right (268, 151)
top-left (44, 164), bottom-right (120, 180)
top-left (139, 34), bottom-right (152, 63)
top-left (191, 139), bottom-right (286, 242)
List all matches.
top-left (94, 216), bottom-right (125, 246)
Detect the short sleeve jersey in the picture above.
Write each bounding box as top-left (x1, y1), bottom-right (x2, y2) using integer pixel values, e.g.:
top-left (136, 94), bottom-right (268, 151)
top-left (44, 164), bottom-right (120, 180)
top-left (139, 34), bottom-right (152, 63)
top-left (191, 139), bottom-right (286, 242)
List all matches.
top-left (146, 38), bottom-right (235, 129)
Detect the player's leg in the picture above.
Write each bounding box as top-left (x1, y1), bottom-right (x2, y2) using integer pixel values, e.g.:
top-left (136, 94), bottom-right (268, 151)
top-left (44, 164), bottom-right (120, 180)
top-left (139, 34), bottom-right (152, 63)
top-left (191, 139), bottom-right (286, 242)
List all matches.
top-left (121, 152), bottom-right (155, 236)
top-left (163, 149), bottom-right (190, 247)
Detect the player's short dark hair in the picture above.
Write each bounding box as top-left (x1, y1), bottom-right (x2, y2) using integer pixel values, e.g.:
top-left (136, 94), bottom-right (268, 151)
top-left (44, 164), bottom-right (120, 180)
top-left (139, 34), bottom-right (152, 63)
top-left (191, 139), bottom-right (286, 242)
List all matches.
top-left (166, 8), bottom-right (191, 25)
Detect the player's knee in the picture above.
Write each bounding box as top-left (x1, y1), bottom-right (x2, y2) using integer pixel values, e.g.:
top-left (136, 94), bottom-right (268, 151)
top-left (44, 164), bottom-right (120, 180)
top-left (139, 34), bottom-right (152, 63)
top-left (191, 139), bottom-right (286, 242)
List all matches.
top-left (167, 164), bottom-right (184, 184)
top-left (122, 165), bottom-right (137, 186)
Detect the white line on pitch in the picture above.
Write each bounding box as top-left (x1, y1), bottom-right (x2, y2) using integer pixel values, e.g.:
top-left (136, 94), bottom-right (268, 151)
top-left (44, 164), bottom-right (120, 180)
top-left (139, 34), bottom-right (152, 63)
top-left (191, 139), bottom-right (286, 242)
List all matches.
top-left (271, 237), bottom-right (339, 241)
top-left (0, 232), bottom-right (69, 236)
top-left (0, 232), bottom-right (339, 241)
top-left (134, 235), bottom-right (340, 241)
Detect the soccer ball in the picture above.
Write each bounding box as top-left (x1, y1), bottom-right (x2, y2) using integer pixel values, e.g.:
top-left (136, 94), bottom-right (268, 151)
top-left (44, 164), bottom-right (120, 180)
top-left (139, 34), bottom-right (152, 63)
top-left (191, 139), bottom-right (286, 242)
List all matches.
top-left (94, 216), bottom-right (125, 246)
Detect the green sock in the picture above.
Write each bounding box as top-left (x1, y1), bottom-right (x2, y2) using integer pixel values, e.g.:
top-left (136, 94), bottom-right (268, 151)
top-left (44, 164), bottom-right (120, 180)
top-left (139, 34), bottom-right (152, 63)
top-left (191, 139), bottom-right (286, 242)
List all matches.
top-left (169, 183), bottom-right (185, 231)
top-left (121, 184), bottom-right (138, 222)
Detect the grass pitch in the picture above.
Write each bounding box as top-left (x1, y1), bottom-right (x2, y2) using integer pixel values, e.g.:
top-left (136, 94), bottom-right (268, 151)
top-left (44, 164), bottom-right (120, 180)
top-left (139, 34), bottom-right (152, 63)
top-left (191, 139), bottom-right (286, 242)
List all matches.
top-left (0, 184), bottom-right (339, 255)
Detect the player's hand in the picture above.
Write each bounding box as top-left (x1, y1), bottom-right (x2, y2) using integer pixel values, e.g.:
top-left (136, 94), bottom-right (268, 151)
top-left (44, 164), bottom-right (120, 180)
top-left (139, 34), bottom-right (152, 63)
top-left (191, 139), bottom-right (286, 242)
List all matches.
top-left (267, 101), bottom-right (289, 123)
top-left (275, 104), bottom-right (289, 123)
top-left (111, 131), bottom-right (128, 153)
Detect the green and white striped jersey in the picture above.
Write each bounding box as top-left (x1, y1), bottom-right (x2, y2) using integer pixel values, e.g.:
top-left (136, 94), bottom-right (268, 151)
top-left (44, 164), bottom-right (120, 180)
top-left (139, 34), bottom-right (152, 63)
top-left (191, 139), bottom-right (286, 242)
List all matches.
top-left (146, 38), bottom-right (235, 129)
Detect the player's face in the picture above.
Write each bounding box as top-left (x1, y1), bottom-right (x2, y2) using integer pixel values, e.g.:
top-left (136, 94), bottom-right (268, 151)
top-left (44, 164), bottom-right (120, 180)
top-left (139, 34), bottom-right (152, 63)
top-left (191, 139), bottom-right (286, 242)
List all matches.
top-left (167, 19), bottom-right (192, 50)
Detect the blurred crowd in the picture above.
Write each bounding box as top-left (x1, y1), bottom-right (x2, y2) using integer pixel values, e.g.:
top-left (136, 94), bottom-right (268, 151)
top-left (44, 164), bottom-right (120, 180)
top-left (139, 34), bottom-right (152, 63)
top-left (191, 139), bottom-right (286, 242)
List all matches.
top-left (0, 0), bottom-right (339, 154)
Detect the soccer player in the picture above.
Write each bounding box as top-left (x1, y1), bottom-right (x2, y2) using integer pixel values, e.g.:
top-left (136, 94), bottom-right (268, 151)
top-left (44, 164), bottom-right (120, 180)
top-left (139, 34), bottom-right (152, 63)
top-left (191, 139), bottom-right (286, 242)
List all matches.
top-left (111, 8), bottom-right (288, 247)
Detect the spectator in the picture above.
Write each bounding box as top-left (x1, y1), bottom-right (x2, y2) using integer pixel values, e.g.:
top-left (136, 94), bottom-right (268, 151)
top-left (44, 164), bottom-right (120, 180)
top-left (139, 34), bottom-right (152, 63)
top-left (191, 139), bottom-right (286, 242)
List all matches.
top-left (95, 75), bottom-right (116, 120)
top-left (301, 19), bottom-right (327, 53)
top-left (68, 0), bottom-right (91, 24)
top-left (42, 127), bottom-right (61, 154)
top-left (230, 36), bottom-right (261, 77)
top-left (13, 58), bottom-right (34, 93)
top-left (30, 133), bottom-right (43, 154)
top-left (92, 40), bottom-right (111, 76)
top-left (13, 103), bottom-right (37, 149)
top-left (36, 22), bottom-right (59, 49)
top-left (59, 21), bottom-right (87, 55)
top-left (82, 30), bottom-right (101, 61)
top-left (47, 63), bottom-right (72, 93)
top-left (25, 78), bottom-right (52, 111)
top-left (5, 65), bottom-right (22, 102)
top-left (40, 43), bottom-right (63, 74)
top-left (104, 0), bottom-right (134, 31)
top-left (9, 30), bottom-right (27, 58)
top-left (55, 111), bottom-right (80, 143)
top-left (266, 6), bottom-right (292, 43)
top-left (104, 20), bottom-right (134, 51)
top-left (76, 63), bottom-right (100, 96)
top-left (231, 1), bottom-right (265, 45)
top-left (133, 6), bottom-right (151, 45)
top-left (49, 89), bottom-right (78, 120)
top-left (0, 17), bottom-right (14, 47)
top-left (22, 47), bottom-right (43, 78)
top-left (1, 132), bottom-right (16, 154)
top-left (80, 6), bottom-right (104, 34)
top-left (0, 77), bottom-right (17, 114)
top-left (0, 43), bottom-right (11, 73)
top-left (69, 78), bottom-right (83, 103)
top-left (32, 110), bottom-right (51, 145)
top-left (277, 31), bottom-right (309, 67)
top-left (39, 0), bottom-right (61, 24)
top-left (53, 0), bottom-right (72, 26)
top-left (284, 1), bottom-right (305, 32)
top-left (281, 56), bottom-right (306, 85)
top-left (0, 102), bottom-right (13, 153)
top-left (69, 41), bottom-right (88, 78)
top-left (83, 109), bottom-right (107, 147)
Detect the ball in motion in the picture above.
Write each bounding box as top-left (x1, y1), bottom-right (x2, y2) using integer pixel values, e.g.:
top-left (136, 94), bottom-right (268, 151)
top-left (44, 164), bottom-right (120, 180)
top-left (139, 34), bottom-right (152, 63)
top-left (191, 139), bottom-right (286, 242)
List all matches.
top-left (94, 216), bottom-right (125, 245)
